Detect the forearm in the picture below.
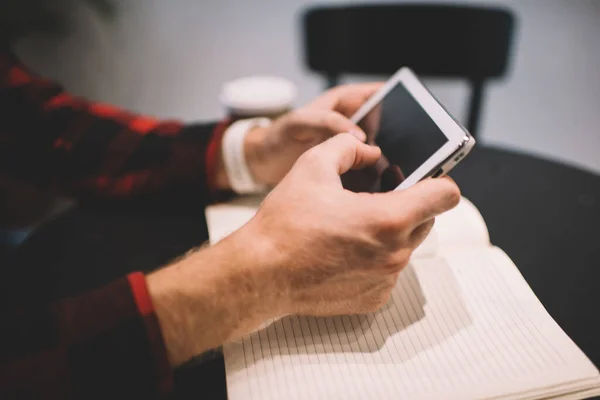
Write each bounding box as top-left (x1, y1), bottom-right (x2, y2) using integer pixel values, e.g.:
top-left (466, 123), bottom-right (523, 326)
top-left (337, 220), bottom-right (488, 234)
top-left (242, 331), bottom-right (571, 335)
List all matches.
top-left (0, 47), bottom-right (231, 202)
top-left (0, 274), bottom-right (171, 398)
top-left (147, 228), bottom-right (283, 367)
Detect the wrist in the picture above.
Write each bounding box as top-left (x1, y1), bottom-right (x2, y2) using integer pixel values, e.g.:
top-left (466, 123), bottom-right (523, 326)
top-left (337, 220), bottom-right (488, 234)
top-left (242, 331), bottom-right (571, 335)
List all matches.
top-left (147, 228), bottom-right (284, 366)
top-left (220, 118), bottom-right (271, 194)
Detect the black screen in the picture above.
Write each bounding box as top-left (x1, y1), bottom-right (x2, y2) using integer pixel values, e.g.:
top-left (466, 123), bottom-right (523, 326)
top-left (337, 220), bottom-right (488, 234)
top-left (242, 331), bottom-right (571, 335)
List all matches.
top-left (342, 81), bottom-right (449, 192)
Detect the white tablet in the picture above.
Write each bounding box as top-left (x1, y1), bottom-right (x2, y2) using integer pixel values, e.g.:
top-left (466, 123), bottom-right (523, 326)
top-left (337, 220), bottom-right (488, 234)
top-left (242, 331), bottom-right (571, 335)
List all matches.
top-left (348, 67), bottom-right (475, 191)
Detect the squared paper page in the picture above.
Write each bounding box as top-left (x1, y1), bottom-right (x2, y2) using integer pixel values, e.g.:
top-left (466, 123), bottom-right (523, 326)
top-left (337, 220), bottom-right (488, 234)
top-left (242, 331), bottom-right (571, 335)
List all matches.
top-left (224, 247), bottom-right (599, 400)
top-left (205, 196), bottom-right (489, 257)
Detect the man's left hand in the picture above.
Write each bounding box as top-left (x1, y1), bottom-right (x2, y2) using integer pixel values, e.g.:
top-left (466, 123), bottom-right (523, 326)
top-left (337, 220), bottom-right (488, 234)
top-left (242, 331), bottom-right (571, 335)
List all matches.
top-left (243, 82), bottom-right (382, 186)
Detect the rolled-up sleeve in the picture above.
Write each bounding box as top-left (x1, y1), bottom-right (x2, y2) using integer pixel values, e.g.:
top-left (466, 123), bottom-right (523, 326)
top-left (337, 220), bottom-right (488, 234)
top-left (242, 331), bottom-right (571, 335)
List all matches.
top-left (0, 45), bottom-right (231, 204)
top-left (0, 272), bottom-right (172, 399)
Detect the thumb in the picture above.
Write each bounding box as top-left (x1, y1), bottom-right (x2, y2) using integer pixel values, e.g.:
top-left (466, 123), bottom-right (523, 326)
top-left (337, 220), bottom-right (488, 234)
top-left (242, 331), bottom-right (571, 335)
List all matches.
top-left (374, 177), bottom-right (461, 228)
top-left (308, 133), bottom-right (381, 179)
top-left (289, 108), bottom-right (366, 142)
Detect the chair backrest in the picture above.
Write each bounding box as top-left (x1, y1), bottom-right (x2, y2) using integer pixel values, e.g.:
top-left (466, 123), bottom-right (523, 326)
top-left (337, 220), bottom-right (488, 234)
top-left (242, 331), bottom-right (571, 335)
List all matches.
top-left (302, 4), bottom-right (515, 137)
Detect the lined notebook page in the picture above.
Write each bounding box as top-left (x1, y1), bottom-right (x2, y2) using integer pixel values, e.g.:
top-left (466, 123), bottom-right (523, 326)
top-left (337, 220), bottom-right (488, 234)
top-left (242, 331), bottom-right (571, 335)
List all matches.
top-left (411, 196), bottom-right (490, 259)
top-left (224, 247), bottom-right (600, 400)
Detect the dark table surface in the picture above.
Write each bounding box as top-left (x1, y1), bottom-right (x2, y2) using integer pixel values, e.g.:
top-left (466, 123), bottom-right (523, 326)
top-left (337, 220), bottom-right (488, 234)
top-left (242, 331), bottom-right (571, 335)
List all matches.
top-left (10, 145), bottom-right (600, 399)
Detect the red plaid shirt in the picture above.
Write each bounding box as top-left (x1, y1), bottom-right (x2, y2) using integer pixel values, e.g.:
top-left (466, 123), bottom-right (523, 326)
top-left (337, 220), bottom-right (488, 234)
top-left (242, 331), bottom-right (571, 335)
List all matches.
top-left (0, 47), bottom-right (229, 398)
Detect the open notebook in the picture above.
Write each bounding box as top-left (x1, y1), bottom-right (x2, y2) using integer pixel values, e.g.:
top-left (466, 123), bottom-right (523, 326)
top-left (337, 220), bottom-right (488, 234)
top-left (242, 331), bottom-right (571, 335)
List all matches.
top-left (205, 196), bottom-right (600, 400)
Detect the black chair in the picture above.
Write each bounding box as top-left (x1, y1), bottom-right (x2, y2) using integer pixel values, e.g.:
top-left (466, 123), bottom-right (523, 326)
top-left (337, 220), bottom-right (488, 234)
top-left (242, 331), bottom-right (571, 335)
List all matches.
top-left (302, 4), bottom-right (515, 138)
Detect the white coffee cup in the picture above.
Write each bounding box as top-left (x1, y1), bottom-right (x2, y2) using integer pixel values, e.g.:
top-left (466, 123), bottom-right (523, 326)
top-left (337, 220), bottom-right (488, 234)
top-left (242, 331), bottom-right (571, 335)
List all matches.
top-left (220, 76), bottom-right (297, 119)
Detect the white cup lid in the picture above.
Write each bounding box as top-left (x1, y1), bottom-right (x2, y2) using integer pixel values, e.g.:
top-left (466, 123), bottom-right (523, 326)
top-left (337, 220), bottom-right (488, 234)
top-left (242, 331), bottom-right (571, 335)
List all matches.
top-left (220, 76), bottom-right (297, 116)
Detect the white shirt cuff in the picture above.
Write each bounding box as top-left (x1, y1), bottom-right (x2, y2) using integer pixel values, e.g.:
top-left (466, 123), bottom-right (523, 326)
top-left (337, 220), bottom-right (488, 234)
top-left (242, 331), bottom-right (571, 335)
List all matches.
top-left (221, 118), bottom-right (271, 194)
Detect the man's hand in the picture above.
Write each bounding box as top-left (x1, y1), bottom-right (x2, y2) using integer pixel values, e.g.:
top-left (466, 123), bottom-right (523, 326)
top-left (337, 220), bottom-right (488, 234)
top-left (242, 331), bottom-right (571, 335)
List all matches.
top-left (148, 134), bottom-right (460, 366)
top-left (247, 134), bottom-right (460, 316)
top-left (243, 83), bottom-right (382, 186)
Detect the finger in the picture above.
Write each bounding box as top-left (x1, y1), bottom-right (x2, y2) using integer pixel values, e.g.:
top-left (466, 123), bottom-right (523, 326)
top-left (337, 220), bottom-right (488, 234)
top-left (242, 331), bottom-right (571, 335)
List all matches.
top-left (290, 109), bottom-right (366, 142)
top-left (333, 82), bottom-right (385, 117)
top-left (410, 218), bottom-right (436, 248)
top-left (308, 82), bottom-right (384, 116)
top-left (306, 133), bottom-right (382, 179)
top-left (375, 177), bottom-right (461, 228)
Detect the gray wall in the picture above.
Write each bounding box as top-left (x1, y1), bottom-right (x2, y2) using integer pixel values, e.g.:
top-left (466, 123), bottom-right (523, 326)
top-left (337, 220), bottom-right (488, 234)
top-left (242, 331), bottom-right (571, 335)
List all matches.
top-left (16, 0), bottom-right (600, 173)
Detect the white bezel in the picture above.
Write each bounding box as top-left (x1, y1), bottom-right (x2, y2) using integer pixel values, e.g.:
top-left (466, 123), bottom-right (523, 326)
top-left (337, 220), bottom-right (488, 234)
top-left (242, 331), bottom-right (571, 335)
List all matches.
top-left (351, 67), bottom-right (475, 190)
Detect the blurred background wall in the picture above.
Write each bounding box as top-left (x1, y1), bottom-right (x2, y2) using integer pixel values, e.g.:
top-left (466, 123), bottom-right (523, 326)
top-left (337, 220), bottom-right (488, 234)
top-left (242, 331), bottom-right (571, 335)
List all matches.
top-left (15, 0), bottom-right (600, 173)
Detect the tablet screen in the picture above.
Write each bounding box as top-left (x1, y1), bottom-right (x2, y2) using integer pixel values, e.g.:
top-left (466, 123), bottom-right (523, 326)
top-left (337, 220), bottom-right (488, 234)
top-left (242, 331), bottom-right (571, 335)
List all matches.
top-left (342, 81), bottom-right (449, 192)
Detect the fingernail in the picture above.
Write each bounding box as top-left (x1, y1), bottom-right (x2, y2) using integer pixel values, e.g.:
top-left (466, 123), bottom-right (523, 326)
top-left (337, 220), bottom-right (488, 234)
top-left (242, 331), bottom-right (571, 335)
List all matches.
top-left (349, 129), bottom-right (366, 141)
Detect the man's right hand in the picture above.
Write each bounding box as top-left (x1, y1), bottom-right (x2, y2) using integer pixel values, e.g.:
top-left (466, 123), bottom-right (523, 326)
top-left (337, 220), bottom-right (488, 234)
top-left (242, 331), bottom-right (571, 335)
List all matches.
top-left (244, 134), bottom-right (460, 316)
top-left (148, 133), bottom-right (460, 367)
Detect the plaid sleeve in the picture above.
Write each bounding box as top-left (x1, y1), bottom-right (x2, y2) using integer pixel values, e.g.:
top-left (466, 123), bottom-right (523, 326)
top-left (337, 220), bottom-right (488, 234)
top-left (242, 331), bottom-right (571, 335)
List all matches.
top-left (0, 272), bottom-right (173, 399)
top-left (0, 46), bottom-right (230, 202)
